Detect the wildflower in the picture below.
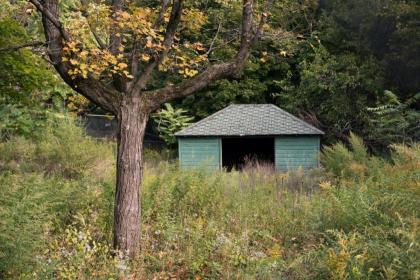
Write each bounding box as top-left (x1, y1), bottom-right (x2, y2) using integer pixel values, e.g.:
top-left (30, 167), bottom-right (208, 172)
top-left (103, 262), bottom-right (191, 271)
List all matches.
top-left (77, 232), bottom-right (86, 240)
top-left (215, 233), bottom-right (231, 247)
top-left (252, 251), bottom-right (267, 258)
top-left (320, 181), bottom-right (334, 191)
top-left (85, 243), bottom-right (92, 252)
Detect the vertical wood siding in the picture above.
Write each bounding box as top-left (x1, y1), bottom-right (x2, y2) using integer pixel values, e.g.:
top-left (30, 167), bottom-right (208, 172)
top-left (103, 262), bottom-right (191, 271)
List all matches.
top-left (178, 138), bottom-right (221, 170)
top-left (275, 136), bottom-right (320, 171)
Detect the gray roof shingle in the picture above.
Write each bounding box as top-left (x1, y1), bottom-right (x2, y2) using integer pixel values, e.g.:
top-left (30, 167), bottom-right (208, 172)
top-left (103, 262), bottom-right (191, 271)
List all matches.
top-left (175, 104), bottom-right (324, 136)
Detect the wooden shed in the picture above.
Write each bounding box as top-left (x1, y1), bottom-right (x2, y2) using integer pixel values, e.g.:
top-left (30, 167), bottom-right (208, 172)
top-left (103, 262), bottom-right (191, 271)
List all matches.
top-left (175, 104), bottom-right (324, 171)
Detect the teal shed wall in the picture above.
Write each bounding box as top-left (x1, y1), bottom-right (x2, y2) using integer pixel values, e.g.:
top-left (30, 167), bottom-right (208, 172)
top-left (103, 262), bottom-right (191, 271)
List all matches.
top-left (178, 138), bottom-right (221, 170)
top-left (178, 136), bottom-right (320, 171)
top-left (275, 136), bottom-right (320, 171)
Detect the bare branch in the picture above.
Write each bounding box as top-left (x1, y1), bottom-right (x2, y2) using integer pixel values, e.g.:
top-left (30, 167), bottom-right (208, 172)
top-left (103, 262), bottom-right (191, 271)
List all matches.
top-left (205, 20), bottom-right (222, 56)
top-left (0, 41), bottom-right (45, 52)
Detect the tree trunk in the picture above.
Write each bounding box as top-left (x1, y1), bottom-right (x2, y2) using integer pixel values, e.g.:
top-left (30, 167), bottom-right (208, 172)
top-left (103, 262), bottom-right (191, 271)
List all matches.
top-left (114, 98), bottom-right (147, 257)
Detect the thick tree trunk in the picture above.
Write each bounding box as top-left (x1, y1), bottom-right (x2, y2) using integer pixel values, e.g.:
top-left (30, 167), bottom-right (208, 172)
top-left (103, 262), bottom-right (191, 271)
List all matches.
top-left (114, 98), bottom-right (147, 257)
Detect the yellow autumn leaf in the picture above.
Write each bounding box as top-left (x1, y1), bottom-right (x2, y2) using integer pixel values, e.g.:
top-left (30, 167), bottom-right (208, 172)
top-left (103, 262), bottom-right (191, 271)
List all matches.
top-left (141, 54), bottom-right (151, 62)
top-left (80, 51), bottom-right (88, 58)
top-left (117, 62), bottom-right (128, 69)
top-left (70, 59), bottom-right (79, 65)
top-left (184, 68), bottom-right (198, 77)
top-left (146, 40), bottom-right (153, 48)
top-left (126, 74), bottom-right (134, 79)
top-left (267, 244), bottom-right (282, 258)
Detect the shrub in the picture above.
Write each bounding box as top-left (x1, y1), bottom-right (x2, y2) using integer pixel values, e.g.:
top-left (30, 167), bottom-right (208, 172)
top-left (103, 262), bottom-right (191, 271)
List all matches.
top-left (0, 173), bottom-right (113, 277)
top-left (0, 114), bottom-right (115, 179)
top-left (31, 213), bottom-right (126, 280)
top-left (321, 133), bottom-right (383, 181)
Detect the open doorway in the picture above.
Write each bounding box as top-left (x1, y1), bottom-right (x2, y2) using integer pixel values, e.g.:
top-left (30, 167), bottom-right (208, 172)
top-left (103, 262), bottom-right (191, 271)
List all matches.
top-left (222, 137), bottom-right (275, 171)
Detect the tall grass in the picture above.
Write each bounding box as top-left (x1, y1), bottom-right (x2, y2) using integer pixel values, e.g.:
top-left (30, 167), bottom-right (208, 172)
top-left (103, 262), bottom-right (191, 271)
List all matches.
top-left (0, 118), bottom-right (418, 279)
top-left (0, 115), bottom-right (115, 277)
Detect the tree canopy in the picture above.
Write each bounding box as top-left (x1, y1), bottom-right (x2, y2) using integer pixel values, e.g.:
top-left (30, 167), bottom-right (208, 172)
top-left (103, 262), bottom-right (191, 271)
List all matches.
top-left (1, 0), bottom-right (418, 150)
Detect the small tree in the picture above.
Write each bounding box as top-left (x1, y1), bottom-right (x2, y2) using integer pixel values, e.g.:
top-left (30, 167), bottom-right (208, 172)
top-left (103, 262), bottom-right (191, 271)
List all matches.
top-left (152, 103), bottom-right (193, 146)
top-left (367, 91), bottom-right (420, 148)
top-left (23, 0), bottom-right (274, 257)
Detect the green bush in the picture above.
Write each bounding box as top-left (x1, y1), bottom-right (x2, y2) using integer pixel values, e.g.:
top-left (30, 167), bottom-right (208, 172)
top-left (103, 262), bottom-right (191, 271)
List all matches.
top-left (0, 173), bottom-right (114, 277)
top-left (0, 114), bottom-right (115, 179)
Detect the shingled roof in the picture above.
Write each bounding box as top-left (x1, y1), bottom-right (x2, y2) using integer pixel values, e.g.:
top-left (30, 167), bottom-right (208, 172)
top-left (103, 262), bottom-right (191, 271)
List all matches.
top-left (175, 104), bottom-right (324, 137)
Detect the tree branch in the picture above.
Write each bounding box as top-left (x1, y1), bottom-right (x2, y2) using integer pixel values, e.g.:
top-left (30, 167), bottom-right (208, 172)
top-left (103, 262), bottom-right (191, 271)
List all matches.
top-left (28, 0), bottom-right (70, 41)
top-left (109, 0), bottom-right (125, 55)
top-left (144, 0), bottom-right (270, 111)
top-left (154, 0), bottom-right (171, 29)
top-left (128, 0), bottom-right (171, 88)
top-left (130, 0), bottom-right (183, 93)
top-left (205, 20), bottom-right (222, 56)
top-left (108, 0), bottom-right (128, 92)
top-left (32, 0), bottom-right (120, 114)
top-left (0, 41), bottom-right (45, 52)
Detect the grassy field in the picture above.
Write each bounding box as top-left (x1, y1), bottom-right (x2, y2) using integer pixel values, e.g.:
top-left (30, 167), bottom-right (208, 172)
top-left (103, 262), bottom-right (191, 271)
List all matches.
top-left (0, 117), bottom-right (419, 279)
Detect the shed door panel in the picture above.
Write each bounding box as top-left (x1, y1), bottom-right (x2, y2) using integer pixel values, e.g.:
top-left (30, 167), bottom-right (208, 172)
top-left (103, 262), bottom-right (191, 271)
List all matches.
top-left (275, 136), bottom-right (320, 171)
top-left (178, 138), bottom-right (220, 170)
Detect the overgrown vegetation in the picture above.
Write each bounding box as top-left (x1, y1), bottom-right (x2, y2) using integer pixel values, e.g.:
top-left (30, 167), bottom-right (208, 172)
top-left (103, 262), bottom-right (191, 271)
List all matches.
top-left (0, 117), bottom-right (418, 279)
top-left (1, 1), bottom-right (419, 277)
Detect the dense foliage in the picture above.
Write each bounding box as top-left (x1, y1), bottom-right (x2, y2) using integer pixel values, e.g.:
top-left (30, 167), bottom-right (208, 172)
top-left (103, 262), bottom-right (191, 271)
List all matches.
top-left (179, 0), bottom-right (420, 150)
top-left (0, 116), bottom-right (419, 279)
top-left (1, 0), bottom-right (418, 149)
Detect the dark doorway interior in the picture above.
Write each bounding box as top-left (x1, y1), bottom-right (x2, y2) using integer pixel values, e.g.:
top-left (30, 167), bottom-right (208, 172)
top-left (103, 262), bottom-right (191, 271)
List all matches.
top-left (222, 137), bottom-right (275, 171)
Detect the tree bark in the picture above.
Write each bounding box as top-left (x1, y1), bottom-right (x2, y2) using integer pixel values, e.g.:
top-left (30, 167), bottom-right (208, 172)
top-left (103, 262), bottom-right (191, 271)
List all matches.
top-left (113, 97), bottom-right (148, 257)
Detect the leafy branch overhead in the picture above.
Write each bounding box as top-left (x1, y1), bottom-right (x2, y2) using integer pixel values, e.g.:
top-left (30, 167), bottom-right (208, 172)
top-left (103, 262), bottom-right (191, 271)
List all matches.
top-left (28, 0), bottom-right (274, 115)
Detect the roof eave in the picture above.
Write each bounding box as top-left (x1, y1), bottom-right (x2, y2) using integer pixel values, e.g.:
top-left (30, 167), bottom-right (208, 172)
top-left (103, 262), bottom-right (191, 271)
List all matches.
top-left (176, 133), bottom-right (324, 137)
